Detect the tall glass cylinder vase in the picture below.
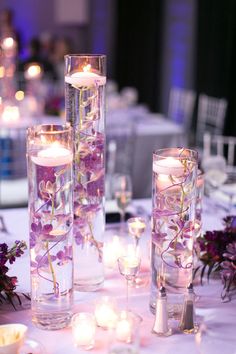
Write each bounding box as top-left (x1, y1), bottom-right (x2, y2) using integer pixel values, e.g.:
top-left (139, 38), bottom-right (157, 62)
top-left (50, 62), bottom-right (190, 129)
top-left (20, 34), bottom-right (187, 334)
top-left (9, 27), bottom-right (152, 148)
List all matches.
top-left (150, 148), bottom-right (198, 318)
top-left (27, 124), bottom-right (73, 330)
top-left (65, 55), bottom-right (106, 291)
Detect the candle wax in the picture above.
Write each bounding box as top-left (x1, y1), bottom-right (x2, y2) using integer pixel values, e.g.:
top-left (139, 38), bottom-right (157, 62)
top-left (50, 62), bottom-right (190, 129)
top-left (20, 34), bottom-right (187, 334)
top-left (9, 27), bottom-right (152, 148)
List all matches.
top-left (153, 157), bottom-right (184, 176)
top-left (31, 144), bottom-right (72, 167)
top-left (65, 71), bottom-right (106, 87)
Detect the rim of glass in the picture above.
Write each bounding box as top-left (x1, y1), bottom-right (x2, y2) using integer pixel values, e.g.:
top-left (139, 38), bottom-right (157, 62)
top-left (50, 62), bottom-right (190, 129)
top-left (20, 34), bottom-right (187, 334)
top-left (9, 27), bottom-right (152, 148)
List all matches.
top-left (64, 54), bottom-right (106, 59)
top-left (153, 147), bottom-right (198, 160)
top-left (27, 123), bottom-right (72, 135)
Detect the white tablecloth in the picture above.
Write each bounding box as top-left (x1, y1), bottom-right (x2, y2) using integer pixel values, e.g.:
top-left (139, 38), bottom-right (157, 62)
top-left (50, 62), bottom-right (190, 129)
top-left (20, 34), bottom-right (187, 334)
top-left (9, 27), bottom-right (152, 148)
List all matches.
top-left (0, 200), bottom-right (235, 354)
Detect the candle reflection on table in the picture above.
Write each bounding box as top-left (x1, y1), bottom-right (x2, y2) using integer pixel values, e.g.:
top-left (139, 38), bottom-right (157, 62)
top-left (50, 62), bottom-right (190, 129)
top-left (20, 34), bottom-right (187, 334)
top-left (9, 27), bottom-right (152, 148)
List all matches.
top-left (103, 235), bottom-right (124, 269)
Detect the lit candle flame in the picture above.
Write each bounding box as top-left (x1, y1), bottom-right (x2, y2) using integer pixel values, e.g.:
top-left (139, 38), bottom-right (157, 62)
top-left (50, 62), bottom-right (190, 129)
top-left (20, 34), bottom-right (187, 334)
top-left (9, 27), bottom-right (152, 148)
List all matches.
top-left (25, 64), bottom-right (42, 80)
top-left (83, 64), bottom-right (91, 72)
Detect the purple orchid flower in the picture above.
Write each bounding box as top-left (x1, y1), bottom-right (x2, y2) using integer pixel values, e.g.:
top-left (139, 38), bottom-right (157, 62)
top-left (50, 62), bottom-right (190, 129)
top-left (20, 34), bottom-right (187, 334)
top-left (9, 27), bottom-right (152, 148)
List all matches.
top-left (31, 254), bottom-right (57, 273)
top-left (56, 246), bottom-right (72, 265)
top-left (30, 222), bottom-right (53, 248)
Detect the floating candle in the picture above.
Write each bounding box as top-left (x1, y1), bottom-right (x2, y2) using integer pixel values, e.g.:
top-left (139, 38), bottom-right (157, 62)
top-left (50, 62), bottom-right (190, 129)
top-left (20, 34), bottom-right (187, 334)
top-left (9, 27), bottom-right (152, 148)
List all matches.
top-left (65, 64), bottom-right (106, 87)
top-left (153, 157), bottom-right (185, 190)
top-left (153, 157), bottom-right (184, 176)
top-left (31, 142), bottom-right (73, 167)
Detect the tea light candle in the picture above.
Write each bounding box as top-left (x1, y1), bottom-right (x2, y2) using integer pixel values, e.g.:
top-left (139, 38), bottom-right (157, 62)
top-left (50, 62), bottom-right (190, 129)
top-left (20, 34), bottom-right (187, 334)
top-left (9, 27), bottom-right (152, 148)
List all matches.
top-left (94, 296), bottom-right (118, 329)
top-left (72, 313), bottom-right (96, 350)
top-left (0, 323), bottom-right (28, 354)
top-left (32, 142), bottom-right (73, 167)
top-left (128, 217), bottom-right (146, 237)
top-left (115, 311), bottom-right (132, 342)
top-left (121, 255), bottom-right (140, 277)
top-left (103, 236), bottom-right (124, 268)
top-left (65, 64), bottom-right (106, 87)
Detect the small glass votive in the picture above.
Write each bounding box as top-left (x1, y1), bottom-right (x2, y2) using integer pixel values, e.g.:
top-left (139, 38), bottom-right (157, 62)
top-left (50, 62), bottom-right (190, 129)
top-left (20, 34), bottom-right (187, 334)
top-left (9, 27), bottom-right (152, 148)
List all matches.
top-left (0, 324), bottom-right (27, 354)
top-left (94, 296), bottom-right (118, 329)
top-left (127, 217), bottom-right (146, 238)
top-left (108, 311), bottom-right (142, 354)
top-left (72, 313), bottom-right (96, 350)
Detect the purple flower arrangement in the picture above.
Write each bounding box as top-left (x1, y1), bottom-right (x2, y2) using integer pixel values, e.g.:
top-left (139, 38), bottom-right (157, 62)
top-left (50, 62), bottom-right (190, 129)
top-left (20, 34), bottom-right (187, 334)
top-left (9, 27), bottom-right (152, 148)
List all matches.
top-left (0, 240), bottom-right (28, 309)
top-left (196, 215), bottom-right (236, 301)
top-left (67, 81), bottom-right (105, 289)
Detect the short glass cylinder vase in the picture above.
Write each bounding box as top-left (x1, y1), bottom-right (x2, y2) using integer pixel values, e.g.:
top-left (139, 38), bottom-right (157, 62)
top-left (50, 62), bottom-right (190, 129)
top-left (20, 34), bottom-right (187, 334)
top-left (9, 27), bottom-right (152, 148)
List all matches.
top-left (150, 148), bottom-right (198, 319)
top-left (65, 54), bottom-right (106, 291)
top-left (27, 124), bottom-right (74, 330)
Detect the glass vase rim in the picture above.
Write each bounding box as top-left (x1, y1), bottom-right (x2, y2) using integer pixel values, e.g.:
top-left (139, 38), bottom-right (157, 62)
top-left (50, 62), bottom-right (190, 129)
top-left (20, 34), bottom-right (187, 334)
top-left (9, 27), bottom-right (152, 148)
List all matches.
top-left (27, 123), bottom-right (72, 135)
top-left (153, 147), bottom-right (198, 160)
top-left (64, 54), bottom-right (106, 59)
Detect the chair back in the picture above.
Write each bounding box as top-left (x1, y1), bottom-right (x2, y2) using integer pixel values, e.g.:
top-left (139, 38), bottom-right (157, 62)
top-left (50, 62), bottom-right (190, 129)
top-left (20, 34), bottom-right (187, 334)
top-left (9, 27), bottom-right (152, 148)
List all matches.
top-left (203, 132), bottom-right (236, 168)
top-left (196, 94), bottom-right (228, 146)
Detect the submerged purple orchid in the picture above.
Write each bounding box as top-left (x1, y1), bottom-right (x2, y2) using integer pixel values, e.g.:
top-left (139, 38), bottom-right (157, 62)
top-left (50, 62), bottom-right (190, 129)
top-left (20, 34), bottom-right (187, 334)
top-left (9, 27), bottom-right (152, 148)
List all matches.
top-left (30, 222), bottom-right (53, 248)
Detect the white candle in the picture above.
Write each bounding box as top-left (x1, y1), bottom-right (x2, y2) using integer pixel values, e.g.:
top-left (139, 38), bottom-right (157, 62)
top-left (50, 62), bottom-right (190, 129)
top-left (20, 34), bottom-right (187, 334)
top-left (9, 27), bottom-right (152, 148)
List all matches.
top-left (115, 312), bottom-right (132, 342)
top-left (94, 297), bottom-right (118, 328)
top-left (72, 313), bottom-right (96, 349)
top-left (154, 157), bottom-right (185, 190)
top-left (65, 64), bottom-right (106, 87)
top-left (1, 106), bottom-right (20, 125)
top-left (31, 142), bottom-right (73, 167)
top-left (153, 157), bottom-right (184, 176)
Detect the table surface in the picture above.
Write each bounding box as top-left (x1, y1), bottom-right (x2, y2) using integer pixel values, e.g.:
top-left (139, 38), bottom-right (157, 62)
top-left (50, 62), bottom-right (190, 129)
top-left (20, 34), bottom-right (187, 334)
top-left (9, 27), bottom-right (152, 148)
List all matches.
top-left (0, 199), bottom-right (235, 354)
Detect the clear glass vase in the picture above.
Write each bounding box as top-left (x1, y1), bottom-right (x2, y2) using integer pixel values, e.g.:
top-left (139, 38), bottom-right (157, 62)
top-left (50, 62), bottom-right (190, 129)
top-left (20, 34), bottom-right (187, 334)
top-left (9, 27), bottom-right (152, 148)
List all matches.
top-left (27, 124), bottom-right (73, 330)
top-left (65, 54), bottom-right (106, 291)
top-left (150, 148), bottom-right (198, 319)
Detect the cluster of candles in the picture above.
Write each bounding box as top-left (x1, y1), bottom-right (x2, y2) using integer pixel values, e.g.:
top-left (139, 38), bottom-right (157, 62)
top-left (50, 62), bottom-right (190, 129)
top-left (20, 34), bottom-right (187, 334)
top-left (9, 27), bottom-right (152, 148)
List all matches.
top-left (71, 217), bottom-right (147, 350)
top-left (71, 297), bottom-right (141, 351)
